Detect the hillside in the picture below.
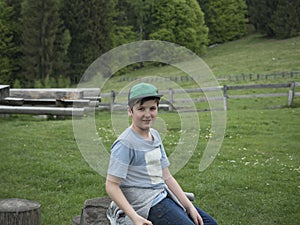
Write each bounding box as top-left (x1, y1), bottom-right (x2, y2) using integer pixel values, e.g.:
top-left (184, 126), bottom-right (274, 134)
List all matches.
top-left (202, 34), bottom-right (300, 77)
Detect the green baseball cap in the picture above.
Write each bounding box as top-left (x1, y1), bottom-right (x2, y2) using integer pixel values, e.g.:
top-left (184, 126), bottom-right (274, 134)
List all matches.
top-left (128, 83), bottom-right (163, 103)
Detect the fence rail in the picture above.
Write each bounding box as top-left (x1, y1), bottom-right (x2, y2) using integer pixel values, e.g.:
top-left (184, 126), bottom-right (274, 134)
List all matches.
top-left (115, 71), bottom-right (300, 83)
top-left (103, 81), bottom-right (300, 112)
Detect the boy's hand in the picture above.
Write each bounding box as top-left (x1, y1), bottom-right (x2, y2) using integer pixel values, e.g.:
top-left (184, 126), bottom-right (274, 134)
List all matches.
top-left (132, 214), bottom-right (153, 225)
top-left (186, 206), bottom-right (204, 225)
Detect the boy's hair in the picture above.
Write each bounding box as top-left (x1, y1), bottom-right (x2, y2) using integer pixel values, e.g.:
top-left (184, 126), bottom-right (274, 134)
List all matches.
top-left (128, 96), bottom-right (160, 110)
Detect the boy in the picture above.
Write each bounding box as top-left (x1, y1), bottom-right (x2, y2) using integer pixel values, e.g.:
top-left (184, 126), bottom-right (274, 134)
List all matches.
top-left (106, 83), bottom-right (217, 225)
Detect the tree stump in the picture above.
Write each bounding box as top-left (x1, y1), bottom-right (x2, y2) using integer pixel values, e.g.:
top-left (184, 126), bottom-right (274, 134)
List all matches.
top-left (0, 198), bottom-right (41, 225)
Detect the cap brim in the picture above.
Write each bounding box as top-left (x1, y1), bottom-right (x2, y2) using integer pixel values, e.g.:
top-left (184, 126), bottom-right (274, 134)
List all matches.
top-left (129, 94), bottom-right (163, 102)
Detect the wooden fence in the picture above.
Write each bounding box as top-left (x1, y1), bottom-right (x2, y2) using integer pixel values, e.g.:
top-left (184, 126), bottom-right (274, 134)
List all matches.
top-left (0, 82), bottom-right (299, 115)
top-left (116, 70), bottom-right (300, 83)
top-left (102, 81), bottom-right (300, 112)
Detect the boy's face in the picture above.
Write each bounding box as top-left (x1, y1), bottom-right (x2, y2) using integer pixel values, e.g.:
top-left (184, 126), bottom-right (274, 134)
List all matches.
top-left (128, 99), bottom-right (158, 132)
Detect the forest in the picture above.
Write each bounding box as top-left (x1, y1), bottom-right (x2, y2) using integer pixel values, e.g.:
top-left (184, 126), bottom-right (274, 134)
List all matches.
top-left (0, 0), bottom-right (299, 87)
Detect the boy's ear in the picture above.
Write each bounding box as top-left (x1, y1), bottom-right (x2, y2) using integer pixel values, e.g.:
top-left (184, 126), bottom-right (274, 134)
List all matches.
top-left (127, 107), bottom-right (133, 117)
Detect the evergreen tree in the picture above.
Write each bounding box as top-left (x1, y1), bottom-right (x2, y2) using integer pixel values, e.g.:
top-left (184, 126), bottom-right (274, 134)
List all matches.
top-left (4, 0), bottom-right (23, 86)
top-left (113, 0), bottom-right (136, 46)
top-left (0, 1), bottom-right (15, 85)
top-left (52, 6), bottom-right (71, 84)
top-left (21, 0), bottom-right (61, 87)
top-left (147, 0), bottom-right (209, 55)
top-left (247, 0), bottom-right (277, 36)
top-left (198, 0), bottom-right (248, 44)
top-left (128, 0), bottom-right (155, 40)
top-left (61, 0), bottom-right (117, 83)
top-left (269, 0), bottom-right (300, 38)
top-left (247, 0), bottom-right (300, 38)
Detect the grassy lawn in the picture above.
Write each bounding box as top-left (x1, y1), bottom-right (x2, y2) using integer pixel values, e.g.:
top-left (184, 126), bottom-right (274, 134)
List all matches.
top-left (1, 34), bottom-right (300, 224)
top-left (202, 33), bottom-right (300, 77)
top-left (0, 107), bottom-right (299, 225)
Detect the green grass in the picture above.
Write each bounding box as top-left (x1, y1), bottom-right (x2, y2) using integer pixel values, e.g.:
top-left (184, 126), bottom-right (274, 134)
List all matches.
top-left (202, 33), bottom-right (300, 77)
top-left (1, 34), bottom-right (300, 224)
top-left (1, 108), bottom-right (299, 225)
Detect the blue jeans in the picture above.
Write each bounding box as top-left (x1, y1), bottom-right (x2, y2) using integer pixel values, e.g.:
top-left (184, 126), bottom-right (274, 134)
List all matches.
top-left (148, 196), bottom-right (217, 225)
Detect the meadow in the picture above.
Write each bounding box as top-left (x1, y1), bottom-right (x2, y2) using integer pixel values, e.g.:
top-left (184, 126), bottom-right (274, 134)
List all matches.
top-left (1, 34), bottom-right (300, 225)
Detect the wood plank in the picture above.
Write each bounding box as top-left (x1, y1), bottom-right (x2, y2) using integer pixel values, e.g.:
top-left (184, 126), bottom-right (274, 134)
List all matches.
top-left (0, 85), bottom-right (10, 100)
top-left (10, 88), bottom-right (84, 99)
top-left (77, 88), bottom-right (101, 97)
top-left (23, 99), bottom-right (57, 106)
top-left (228, 93), bottom-right (288, 99)
top-left (226, 83), bottom-right (289, 90)
top-left (0, 106), bottom-right (84, 116)
top-left (56, 99), bottom-right (91, 107)
top-left (0, 97), bottom-right (24, 106)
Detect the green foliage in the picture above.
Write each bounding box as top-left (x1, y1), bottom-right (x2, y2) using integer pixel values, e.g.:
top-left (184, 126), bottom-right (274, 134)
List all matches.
top-left (13, 78), bottom-right (21, 88)
top-left (34, 79), bottom-right (43, 88)
top-left (128, 0), bottom-right (155, 40)
top-left (0, 1), bottom-right (15, 85)
top-left (62, 0), bottom-right (117, 83)
top-left (247, 0), bottom-right (300, 38)
top-left (44, 75), bottom-right (57, 88)
top-left (2, 0), bottom-right (299, 87)
top-left (148, 0), bottom-right (208, 55)
top-left (21, 0), bottom-right (62, 87)
top-left (198, 0), bottom-right (248, 44)
top-left (269, 0), bottom-right (300, 39)
top-left (57, 75), bottom-right (71, 88)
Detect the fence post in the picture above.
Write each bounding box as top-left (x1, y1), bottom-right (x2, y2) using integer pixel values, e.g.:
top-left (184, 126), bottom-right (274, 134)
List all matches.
top-left (110, 90), bottom-right (116, 112)
top-left (288, 81), bottom-right (295, 107)
top-left (223, 85), bottom-right (228, 111)
top-left (168, 88), bottom-right (174, 112)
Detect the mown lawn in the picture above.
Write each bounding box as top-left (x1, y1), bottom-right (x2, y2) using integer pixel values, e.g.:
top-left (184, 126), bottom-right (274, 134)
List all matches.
top-left (0, 105), bottom-right (299, 225)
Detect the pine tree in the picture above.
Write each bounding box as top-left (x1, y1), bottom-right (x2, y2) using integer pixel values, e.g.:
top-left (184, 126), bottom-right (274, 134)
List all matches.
top-left (4, 0), bottom-right (23, 86)
top-left (21, 0), bottom-right (61, 87)
top-left (198, 0), bottom-right (248, 44)
top-left (61, 0), bottom-right (117, 83)
top-left (0, 1), bottom-right (15, 85)
top-left (113, 0), bottom-right (136, 46)
top-left (52, 11), bottom-right (71, 83)
top-left (148, 0), bottom-right (209, 55)
top-left (128, 0), bottom-right (155, 40)
top-left (247, 0), bottom-right (300, 38)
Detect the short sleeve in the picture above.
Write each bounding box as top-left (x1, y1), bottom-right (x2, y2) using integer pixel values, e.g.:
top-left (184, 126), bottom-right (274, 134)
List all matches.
top-left (160, 144), bottom-right (170, 169)
top-left (107, 141), bottom-right (133, 178)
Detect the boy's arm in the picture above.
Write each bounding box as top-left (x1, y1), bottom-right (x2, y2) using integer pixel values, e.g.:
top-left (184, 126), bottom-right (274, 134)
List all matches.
top-left (162, 168), bottom-right (204, 225)
top-left (105, 174), bottom-right (153, 225)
